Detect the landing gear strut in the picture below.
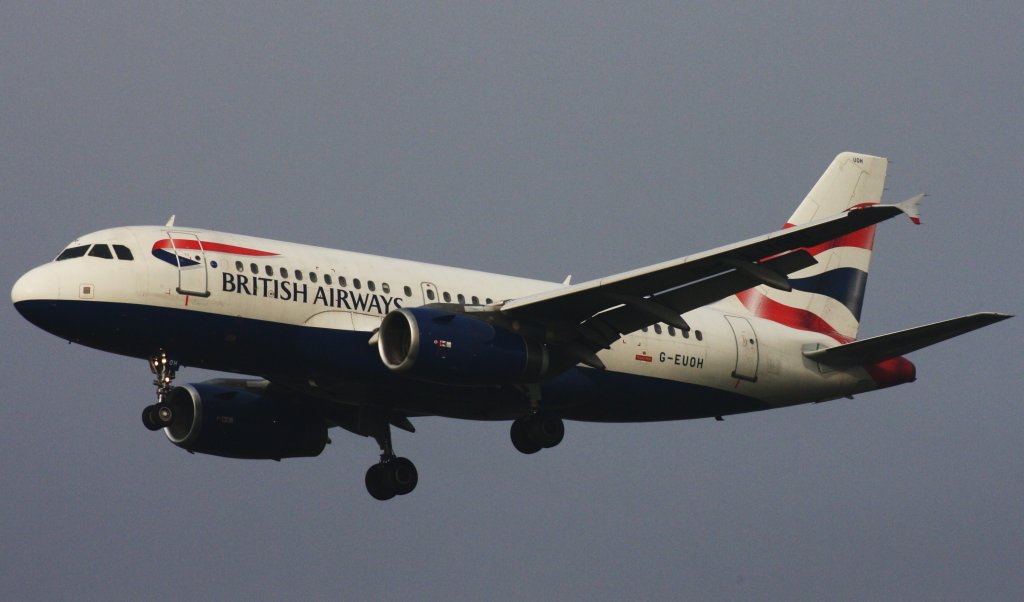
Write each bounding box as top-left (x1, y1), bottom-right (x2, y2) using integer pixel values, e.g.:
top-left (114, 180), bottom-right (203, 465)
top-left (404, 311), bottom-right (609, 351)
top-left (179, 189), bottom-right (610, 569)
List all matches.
top-left (141, 351), bottom-right (179, 431)
top-left (364, 421), bottom-right (418, 501)
top-left (510, 414), bottom-right (564, 454)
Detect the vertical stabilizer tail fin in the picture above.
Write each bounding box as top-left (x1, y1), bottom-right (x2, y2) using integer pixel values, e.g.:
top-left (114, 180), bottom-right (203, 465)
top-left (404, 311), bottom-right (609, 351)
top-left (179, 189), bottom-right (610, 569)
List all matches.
top-left (738, 152), bottom-right (888, 341)
top-left (786, 152), bottom-right (888, 226)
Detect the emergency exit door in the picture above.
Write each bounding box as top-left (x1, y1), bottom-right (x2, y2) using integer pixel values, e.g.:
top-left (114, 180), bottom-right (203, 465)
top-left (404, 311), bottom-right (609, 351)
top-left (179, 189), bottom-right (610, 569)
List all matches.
top-left (725, 315), bottom-right (759, 382)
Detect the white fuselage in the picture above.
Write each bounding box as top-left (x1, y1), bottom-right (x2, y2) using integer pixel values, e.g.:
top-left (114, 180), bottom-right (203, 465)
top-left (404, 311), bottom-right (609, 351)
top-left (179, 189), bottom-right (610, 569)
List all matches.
top-left (13, 225), bottom-right (884, 422)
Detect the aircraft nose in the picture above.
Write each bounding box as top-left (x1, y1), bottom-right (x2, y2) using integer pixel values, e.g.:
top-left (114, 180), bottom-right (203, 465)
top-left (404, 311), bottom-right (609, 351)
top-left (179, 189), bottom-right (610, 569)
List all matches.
top-left (12, 265), bottom-right (59, 307)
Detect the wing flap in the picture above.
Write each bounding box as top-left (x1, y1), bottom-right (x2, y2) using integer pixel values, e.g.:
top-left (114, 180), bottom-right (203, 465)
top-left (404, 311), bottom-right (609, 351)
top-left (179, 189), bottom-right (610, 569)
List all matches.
top-left (804, 312), bottom-right (1012, 366)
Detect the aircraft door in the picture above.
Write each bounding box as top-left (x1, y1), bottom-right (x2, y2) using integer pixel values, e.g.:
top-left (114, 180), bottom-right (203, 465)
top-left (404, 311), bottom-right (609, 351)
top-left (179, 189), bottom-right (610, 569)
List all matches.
top-left (166, 232), bottom-right (211, 298)
top-left (725, 315), bottom-right (759, 382)
top-left (420, 282), bottom-right (439, 305)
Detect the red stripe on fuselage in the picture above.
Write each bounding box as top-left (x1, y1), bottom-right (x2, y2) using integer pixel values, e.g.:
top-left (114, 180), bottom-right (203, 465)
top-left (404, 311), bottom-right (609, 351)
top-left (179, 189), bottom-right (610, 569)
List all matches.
top-left (152, 239), bottom-right (278, 257)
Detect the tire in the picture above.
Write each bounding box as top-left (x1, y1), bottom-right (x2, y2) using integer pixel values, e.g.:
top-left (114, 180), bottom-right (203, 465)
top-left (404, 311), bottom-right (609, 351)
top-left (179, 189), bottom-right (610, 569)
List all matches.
top-left (141, 405), bottom-right (162, 431)
top-left (365, 463), bottom-right (395, 501)
top-left (391, 457), bottom-right (418, 496)
top-left (535, 417), bottom-right (564, 449)
top-left (511, 419), bottom-right (542, 455)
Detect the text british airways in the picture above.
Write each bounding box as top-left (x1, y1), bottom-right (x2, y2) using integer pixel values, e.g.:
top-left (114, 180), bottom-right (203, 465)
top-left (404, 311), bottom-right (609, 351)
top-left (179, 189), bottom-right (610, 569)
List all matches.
top-left (222, 273), bottom-right (403, 314)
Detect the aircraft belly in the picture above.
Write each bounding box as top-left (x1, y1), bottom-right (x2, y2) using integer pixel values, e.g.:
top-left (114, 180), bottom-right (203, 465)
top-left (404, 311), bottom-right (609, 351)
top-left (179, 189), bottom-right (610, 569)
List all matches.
top-left (18, 299), bottom-right (775, 423)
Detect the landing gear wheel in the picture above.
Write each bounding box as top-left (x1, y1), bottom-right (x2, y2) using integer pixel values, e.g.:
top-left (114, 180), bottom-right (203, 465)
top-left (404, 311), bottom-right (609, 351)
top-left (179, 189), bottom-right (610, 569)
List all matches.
top-left (364, 458), bottom-right (419, 500)
top-left (511, 418), bottom-right (543, 454)
top-left (511, 416), bottom-right (565, 454)
top-left (155, 403), bottom-right (174, 426)
top-left (390, 457), bottom-right (418, 496)
top-left (363, 411), bottom-right (419, 500)
top-left (141, 405), bottom-right (162, 431)
top-left (365, 464), bottom-right (396, 501)
top-left (534, 416), bottom-right (564, 448)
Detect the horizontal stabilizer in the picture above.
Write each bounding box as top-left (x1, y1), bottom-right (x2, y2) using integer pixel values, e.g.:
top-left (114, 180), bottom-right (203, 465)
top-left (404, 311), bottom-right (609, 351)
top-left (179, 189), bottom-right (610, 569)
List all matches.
top-left (804, 312), bottom-right (1012, 366)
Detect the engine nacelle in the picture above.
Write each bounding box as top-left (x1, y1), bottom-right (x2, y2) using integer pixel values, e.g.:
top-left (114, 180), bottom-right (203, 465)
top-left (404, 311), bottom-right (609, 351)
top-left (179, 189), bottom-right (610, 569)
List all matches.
top-left (377, 307), bottom-right (548, 385)
top-left (164, 383), bottom-right (328, 460)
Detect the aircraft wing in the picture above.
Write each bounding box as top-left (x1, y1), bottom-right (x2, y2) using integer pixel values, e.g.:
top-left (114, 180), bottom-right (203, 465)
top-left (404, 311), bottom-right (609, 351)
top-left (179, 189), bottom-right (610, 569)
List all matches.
top-left (501, 196), bottom-right (924, 355)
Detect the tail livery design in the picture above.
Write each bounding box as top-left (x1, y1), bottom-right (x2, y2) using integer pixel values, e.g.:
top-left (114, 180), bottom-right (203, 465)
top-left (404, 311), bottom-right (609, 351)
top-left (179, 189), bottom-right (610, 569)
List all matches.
top-left (737, 152), bottom-right (889, 342)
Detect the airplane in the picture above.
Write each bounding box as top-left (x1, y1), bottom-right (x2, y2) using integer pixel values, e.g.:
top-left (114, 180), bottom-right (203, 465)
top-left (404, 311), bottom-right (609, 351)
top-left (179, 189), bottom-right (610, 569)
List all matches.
top-left (11, 152), bottom-right (1011, 500)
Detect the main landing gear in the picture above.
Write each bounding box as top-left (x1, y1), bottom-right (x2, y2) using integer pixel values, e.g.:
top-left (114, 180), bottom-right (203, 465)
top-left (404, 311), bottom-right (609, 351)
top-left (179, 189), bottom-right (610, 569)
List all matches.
top-left (365, 421), bottom-right (418, 501)
top-left (141, 351), bottom-right (179, 431)
top-left (510, 414), bottom-right (564, 454)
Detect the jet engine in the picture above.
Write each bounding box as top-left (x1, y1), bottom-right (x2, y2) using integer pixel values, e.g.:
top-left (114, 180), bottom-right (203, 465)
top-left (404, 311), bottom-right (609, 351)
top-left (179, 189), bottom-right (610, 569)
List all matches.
top-left (377, 307), bottom-right (548, 385)
top-left (163, 382), bottom-right (328, 460)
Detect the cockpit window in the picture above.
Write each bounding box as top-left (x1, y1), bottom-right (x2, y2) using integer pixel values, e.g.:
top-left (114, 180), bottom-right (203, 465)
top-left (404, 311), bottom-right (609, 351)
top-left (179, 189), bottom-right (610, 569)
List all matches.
top-left (56, 245), bottom-right (90, 261)
top-left (88, 244), bottom-right (114, 259)
top-left (113, 245), bottom-right (134, 260)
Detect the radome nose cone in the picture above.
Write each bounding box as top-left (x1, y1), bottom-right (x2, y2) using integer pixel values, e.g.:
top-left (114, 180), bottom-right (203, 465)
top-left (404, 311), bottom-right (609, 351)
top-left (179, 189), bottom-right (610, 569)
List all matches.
top-left (11, 265), bottom-right (59, 306)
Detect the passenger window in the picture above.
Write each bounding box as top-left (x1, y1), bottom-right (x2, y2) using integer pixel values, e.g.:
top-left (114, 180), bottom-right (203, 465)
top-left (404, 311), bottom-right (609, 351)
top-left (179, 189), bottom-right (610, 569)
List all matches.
top-left (426, 289), bottom-right (436, 301)
top-left (325, 274), bottom-right (333, 286)
top-left (382, 283), bottom-right (390, 294)
top-left (112, 245), bottom-right (134, 260)
top-left (471, 296), bottom-right (480, 305)
top-left (250, 263), bottom-right (258, 274)
top-left (310, 272), bottom-right (318, 283)
top-left (682, 329), bottom-right (690, 339)
top-left (485, 298), bottom-right (493, 305)
top-left (367, 281), bottom-right (375, 292)
top-left (88, 244), bottom-right (113, 259)
top-left (354, 279), bottom-right (361, 290)
top-left (642, 326), bottom-right (649, 333)
top-left (265, 265), bottom-right (273, 276)
top-left (457, 293), bottom-right (465, 304)
top-left (404, 286), bottom-right (412, 297)
top-left (668, 326), bottom-right (676, 337)
top-left (695, 330), bottom-right (703, 341)
top-left (653, 324), bottom-right (662, 335)
top-left (280, 267), bottom-right (289, 279)
top-left (443, 292), bottom-right (452, 303)
top-left (295, 270), bottom-right (303, 281)
top-left (339, 277), bottom-right (347, 287)
top-left (236, 261), bottom-right (244, 272)
top-left (56, 245), bottom-right (90, 261)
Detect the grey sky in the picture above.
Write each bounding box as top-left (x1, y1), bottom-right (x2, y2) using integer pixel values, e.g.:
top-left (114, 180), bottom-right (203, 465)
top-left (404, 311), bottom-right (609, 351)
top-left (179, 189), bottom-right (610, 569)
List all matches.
top-left (2, 2), bottom-right (1021, 600)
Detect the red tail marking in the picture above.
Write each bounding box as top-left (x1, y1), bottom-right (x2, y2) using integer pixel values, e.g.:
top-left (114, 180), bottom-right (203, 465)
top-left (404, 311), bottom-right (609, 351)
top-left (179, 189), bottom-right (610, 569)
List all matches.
top-left (736, 289), bottom-right (852, 343)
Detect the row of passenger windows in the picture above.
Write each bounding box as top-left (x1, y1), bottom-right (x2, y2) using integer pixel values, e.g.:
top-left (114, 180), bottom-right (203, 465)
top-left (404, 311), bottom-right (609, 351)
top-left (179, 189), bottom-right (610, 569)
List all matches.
top-left (56, 244), bottom-right (134, 261)
top-left (641, 324), bottom-right (703, 341)
top-left (231, 260), bottom-right (496, 304)
top-left (425, 289), bottom-right (494, 305)
top-left (233, 260), bottom-right (409, 295)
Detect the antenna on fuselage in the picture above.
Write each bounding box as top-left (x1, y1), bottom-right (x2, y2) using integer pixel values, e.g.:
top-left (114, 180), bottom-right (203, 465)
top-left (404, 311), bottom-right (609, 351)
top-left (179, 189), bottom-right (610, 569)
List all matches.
top-left (165, 215), bottom-right (176, 227)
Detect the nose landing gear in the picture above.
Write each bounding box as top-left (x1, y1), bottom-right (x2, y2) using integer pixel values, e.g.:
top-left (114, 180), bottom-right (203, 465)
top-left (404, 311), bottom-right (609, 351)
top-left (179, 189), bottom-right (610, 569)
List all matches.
top-left (141, 352), bottom-right (179, 431)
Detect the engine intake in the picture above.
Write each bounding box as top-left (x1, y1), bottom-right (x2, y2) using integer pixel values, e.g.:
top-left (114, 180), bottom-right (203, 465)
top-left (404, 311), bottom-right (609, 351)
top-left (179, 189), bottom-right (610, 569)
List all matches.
top-left (378, 307), bottom-right (547, 385)
top-left (164, 383), bottom-right (328, 460)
